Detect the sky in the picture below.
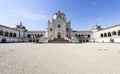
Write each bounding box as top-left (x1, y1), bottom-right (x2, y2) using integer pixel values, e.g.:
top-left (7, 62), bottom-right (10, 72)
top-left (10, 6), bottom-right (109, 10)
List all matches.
top-left (0, 0), bottom-right (120, 30)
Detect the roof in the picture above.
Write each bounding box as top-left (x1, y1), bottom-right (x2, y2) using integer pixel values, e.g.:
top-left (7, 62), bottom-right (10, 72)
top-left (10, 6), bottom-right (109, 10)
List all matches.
top-left (0, 24), bottom-right (19, 31)
top-left (72, 30), bottom-right (91, 32)
top-left (102, 24), bottom-right (120, 30)
top-left (27, 30), bottom-right (46, 32)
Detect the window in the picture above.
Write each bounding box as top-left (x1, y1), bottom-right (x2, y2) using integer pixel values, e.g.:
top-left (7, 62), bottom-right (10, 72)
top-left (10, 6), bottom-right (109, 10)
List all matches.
top-left (75, 34), bottom-right (78, 37)
top-left (9, 32), bottom-right (13, 37)
top-left (57, 24), bottom-right (61, 28)
top-left (104, 33), bottom-right (107, 37)
top-left (50, 28), bottom-right (52, 31)
top-left (5, 31), bottom-right (9, 37)
top-left (27, 34), bottom-right (31, 38)
top-left (40, 34), bottom-right (43, 37)
top-left (13, 33), bottom-right (17, 37)
top-left (0, 30), bottom-right (4, 36)
top-left (118, 30), bottom-right (120, 36)
top-left (100, 34), bottom-right (103, 37)
top-left (87, 34), bottom-right (90, 38)
top-left (108, 32), bottom-right (111, 37)
top-left (37, 34), bottom-right (40, 37)
top-left (112, 31), bottom-right (116, 35)
top-left (66, 28), bottom-right (69, 31)
top-left (78, 34), bottom-right (81, 38)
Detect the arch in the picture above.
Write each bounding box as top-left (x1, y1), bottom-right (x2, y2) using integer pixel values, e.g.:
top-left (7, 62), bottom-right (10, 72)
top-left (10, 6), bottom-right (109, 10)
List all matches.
top-left (5, 31), bottom-right (9, 37)
top-left (50, 28), bottom-right (52, 31)
top-left (75, 34), bottom-right (78, 37)
top-left (118, 30), bottom-right (120, 36)
top-left (108, 32), bottom-right (111, 37)
top-left (83, 40), bottom-right (85, 42)
top-left (79, 39), bottom-right (82, 43)
top-left (81, 34), bottom-right (84, 37)
top-left (57, 32), bottom-right (61, 39)
top-left (78, 34), bottom-right (81, 38)
top-left (104, 33), bottom-right (107, 37)
top-left (112, 31), bottom-right (116, 35)
top-left (2, 38), bottom-right (6, 43)
top-left (37, 34), bottom-right (40, 37)
top-left (0, 30), bottom-right (4, 36)
top-left (100, 33), bottom-right (103, 37)
top-left (110, 38), bottom-right (114, 43)
top-left (87, 34), bottom-right (90, 38)
top-left (9, 32), bottom-right (13, 37)
top-left (13, 33), bottom-right (16, 37)
top-left (66, 28), bottom-right (69, 31)
top-left (34, 34), bottom-right (37, 37)
top-left (27, 34), bottom-right (31, 38)
top-left (40, 34), bottom-right (43, 37)
top-left (86, 40), bottom-right (89, 42)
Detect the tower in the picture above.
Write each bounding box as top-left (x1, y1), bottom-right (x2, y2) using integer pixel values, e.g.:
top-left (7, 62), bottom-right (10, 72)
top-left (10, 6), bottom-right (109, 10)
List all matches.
top-left (48, 10), bottom-right (71, 40)
top-left (16, 22), bottom-right (27, 41)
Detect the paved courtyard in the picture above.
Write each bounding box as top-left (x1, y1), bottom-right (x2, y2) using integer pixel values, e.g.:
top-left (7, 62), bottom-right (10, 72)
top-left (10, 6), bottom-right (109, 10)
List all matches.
top-left (0, 43), bottom-right (120, 74)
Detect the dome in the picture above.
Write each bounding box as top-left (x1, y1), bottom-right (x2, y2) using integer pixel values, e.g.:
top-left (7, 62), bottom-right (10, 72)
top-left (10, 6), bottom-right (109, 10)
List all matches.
top-left (52, 10), bottom-right (66, 20)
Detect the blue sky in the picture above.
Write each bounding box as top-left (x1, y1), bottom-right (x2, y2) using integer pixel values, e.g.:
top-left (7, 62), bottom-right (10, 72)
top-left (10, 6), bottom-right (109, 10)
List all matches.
top-left (0, 0), bottom-right (120, 30)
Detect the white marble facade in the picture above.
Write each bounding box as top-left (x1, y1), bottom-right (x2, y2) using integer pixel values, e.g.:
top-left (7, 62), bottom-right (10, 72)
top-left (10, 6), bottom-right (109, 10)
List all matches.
top-left (48, 10), bottom-right (71, 40)
top-left (0, 11), bottom-right (120, 43)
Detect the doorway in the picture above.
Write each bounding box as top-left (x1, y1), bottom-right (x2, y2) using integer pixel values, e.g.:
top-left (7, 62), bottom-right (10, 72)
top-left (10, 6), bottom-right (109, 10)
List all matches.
top-left (57, 35), bottom-right (61, 39)
top-left (2, 38), bottom-right (6, 43)
top-left (110, 38), bottom-right (114, 43)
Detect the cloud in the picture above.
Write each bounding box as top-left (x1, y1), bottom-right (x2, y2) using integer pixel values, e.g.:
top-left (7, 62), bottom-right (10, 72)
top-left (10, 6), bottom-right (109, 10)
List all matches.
top-left (10, 8), bottom-right (50, 20)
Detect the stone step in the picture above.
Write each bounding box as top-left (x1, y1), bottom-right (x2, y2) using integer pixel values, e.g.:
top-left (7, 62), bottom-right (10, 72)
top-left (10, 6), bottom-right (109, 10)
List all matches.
top-left (49, 38), bottom-right (69, 43)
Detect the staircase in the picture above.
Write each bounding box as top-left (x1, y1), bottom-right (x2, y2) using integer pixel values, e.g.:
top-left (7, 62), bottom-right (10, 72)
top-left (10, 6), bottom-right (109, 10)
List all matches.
top-left (49, 38), bottom-right (69, 43)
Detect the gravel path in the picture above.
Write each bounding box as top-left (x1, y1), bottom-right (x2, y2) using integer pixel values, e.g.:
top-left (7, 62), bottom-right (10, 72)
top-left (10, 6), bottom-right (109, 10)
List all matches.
top-left (0, 43), bottom-right (120, 74)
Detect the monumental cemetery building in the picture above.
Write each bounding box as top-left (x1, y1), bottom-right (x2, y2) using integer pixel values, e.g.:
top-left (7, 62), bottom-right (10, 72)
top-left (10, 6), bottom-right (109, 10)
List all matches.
top-left (0, 11), bottom-right (120, 43)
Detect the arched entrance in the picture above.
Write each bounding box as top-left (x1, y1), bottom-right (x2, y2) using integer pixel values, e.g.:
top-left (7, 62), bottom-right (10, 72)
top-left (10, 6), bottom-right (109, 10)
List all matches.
top-left (2, 38), bottom-right (6, 43)
top-left (110, 38), bottom-right (114, 43)
top-left (57, 32), bottom-right (61, 39)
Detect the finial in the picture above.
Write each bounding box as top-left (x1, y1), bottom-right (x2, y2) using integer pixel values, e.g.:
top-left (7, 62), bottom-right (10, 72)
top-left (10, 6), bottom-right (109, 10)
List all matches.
top-left (96, 23), bottom-right (98, 26)
top-left (20, 21), bottom-right (22, 25)
top-left (58, 10), bottom-right (61, 13)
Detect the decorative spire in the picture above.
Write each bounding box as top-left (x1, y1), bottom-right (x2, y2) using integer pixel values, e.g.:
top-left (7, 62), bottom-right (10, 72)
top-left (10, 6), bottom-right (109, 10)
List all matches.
top-left (58, 10), bottom-right (61, 13)
top-left (20, 21), bottom-right (22, 25)
top-left (96, 23), bottom-right (98, 26)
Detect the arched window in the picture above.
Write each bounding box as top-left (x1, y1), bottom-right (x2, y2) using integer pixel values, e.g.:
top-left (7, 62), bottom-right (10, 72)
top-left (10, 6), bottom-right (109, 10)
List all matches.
top-left (40, 34), bottom-right (43, 37)
top-left (83, 40), bottom-right (85, 42)
top-left (118, 30), bottom-right (120, 36)
top-left (78, 34), bottom-right (81, 38)
top-left (27, 34), bottom-right (31, 38)
top-left (66, 28), bottom-right (69, 31)
top-left (34, 34), bottom-right (37, 37)
top-left (81, 34), bottom-right (84, 37)
top-left (112, 31), bottom-right (116, 35)
top-left (5, 31), bottom-right (9, 37)
top-left (9, 32), bottom-right (13, 37)
top-left (104, 33), bottom-right (107, 37)
top-left (75, 34), bottom-right (78, 37)
top-left (37, 34), bottom-right (40, 37)
top-left (50, 28), bottom-right (52, 31)
top-left (13, 33), bottom-right (16, 37)
top-left (108, 32), bottom-right (111, 37)
top-left (66, 34), bottom-right (68, 37)
top-left (87, 34), bottom-right (90, 38)
top-left (100, 33), bottom-right (103, 37)
top-left (0, 30), bottom-right (4, 36)
top-left (86, 40), bottom-right (89, 42)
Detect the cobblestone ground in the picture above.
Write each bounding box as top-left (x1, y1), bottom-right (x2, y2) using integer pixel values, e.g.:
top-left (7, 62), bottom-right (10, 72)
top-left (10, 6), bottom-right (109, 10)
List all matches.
top-left (0, 43), bottom-right (120, 74)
